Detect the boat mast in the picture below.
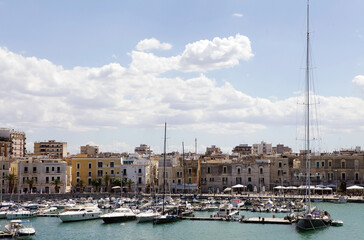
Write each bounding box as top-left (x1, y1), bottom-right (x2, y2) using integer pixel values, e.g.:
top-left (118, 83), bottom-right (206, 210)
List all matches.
top-left (162, 122), bottom-right (167, 215)
top-left (305, 0), bottom-right (311, 212)
top-left (182, 141), bottom-right (185, 194)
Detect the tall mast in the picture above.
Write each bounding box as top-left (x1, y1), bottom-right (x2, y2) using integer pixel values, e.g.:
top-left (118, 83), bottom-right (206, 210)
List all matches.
top-left (182, 142), bottom-right (185, 194)
top-left (162, 122), bottom-right (167, 215)
top-left (305, 0), bottom-right (311, 212)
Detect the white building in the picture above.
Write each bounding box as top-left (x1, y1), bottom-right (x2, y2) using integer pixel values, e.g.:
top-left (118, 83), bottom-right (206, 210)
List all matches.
top-left (120, 154), bottom-right (151, 193)
top-left (253, 141), bottom-right (272, 155)
top-left (16, 157), bottom-right (67, 194)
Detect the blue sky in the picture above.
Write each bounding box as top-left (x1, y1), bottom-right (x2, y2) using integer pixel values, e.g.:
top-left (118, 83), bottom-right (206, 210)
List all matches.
top-left (0, 0), bottom-right (364, 154)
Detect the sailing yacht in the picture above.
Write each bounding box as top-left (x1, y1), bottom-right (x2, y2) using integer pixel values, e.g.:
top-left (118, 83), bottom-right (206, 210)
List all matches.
top-left (296, 0), bottom-right (331, 231)
top-left (153, 123), bottom-right (180, 224)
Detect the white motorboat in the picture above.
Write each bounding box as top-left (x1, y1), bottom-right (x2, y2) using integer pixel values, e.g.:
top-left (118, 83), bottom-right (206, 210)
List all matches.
top-left (6, 210), bottom-right (37, 219)
top-left (100, 207), bottom-right (136, 223)
top-left (58, 205), bottom-right (102, 222)
top-left (5, 220), bottom-right (36, 236)
top-left (136, 209), bottom-right (161, 223)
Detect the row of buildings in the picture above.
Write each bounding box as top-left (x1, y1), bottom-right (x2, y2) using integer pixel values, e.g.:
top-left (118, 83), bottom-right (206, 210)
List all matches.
top-left (1, 128), bottom-right (363, 195)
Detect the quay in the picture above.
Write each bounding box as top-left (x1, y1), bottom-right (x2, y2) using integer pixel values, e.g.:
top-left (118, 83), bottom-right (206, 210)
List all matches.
top-left (241, 217), bottom-right (295, 225)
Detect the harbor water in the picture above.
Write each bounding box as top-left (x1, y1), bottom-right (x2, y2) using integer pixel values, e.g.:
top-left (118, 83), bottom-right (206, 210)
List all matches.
top-left (0, 202), bottom-right (362, 240)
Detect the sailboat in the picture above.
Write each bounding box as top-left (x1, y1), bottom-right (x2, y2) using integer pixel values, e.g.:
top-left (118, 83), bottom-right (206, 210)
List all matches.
top-left (153, 123), bottom-right (180, 224)
top-left (296, 0), bottom-right (331, 231)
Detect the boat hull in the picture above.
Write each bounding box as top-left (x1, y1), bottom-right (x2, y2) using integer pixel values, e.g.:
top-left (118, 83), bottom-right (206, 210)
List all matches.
top-left (59, 213), bottom-right (101, 222)
top-left (296, 218), bottom-right (330, 231)
top-left (102, 215), bottom-right (136, 223)
top-left (153, 215), bottom-right (180, 225)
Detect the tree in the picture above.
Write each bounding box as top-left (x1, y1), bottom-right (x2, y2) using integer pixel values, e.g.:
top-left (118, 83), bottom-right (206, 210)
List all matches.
top-left (5, 173), bottom-right (17, 194)
top-left (26, 178), bottom-right (35, 193)
top-left (52, 179), bottom-right (62, 193)
top-left (126, 179), bottom-right (134, 192)
top-left (76, 179), bottom-right (84, 193)
top-left (91, 179), bottom-right (101, 192)
top-left (103, 175), bottom-right (111, 192)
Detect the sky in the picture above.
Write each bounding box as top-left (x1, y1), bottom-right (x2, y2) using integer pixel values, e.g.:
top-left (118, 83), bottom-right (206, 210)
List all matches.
top-left (0, 0), bottom-right (364, 155)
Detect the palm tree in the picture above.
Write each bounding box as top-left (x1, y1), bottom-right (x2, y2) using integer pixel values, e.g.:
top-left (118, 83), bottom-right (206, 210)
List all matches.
top-left (103, 175), bottom-right (111, 192)
top-left (77, 179), bottom-right (84, 193)
top-left (91, 179), bottom-right (101, 192)
top-left (5, 173), bottom-right (17, 194)
top-left (126, 179), bottom-right (134, 193)
top-left (26, 178), bottom-right (35, 193)
top-left (52, 179), bottom-right (62, 193)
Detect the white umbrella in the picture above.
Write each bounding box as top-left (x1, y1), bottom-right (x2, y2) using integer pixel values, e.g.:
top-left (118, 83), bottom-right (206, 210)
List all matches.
top-left (274, 186), bottom-right (286, 190)
top-left (224, 188), bottom-right (232, 192)
top-left (347, 185), bottom-right (364, 190)
top-left (287, 186), bottom-right (298, 190)
top-left (112, 186), bottom-right (121, 189)
top-left (315, 187), bottom-right (323, 191)
top-left (323, 187), bottom-right (332, 191)
top-left (232, 184), bottom-right (246, 189)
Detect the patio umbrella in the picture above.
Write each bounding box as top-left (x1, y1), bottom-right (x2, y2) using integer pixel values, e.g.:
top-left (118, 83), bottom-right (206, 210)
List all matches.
top-left (347, 185), bottom-right (364, 190)
top-left (232, 184), bottom-right (246, 188)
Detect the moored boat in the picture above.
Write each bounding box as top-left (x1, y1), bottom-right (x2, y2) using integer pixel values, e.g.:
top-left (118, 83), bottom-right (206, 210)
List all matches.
top-left (100, 207), bottom-right (136, 223)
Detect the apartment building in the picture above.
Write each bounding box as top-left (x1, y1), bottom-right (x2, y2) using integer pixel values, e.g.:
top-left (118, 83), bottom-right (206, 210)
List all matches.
top-left (80, 145), bottom-right (99, 157)
top-left (0, 128), bottom-right (26, 158)
top-left (34, 140), bottom-right (67, 158)
top-left (12, 157), bottom-right (67, 194)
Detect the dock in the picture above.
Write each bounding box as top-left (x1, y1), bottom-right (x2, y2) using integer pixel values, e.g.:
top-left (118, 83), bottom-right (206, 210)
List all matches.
top-left (241, 217), bottom-right (295, 225)
top-left (181, 216), bottom-right (224, 221)
top-left (37, 213), bottom-right (59, 217)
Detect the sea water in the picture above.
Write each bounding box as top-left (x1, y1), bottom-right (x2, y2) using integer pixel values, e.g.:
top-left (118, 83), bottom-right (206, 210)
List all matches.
top-left (1, 202), bottom-right (362, 240)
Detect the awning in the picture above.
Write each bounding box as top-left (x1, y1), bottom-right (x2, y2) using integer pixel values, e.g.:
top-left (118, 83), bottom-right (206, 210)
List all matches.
top-left (232, 184), bottom-right (246, 189)
top-left (347, 185), bottom-right (364, 190)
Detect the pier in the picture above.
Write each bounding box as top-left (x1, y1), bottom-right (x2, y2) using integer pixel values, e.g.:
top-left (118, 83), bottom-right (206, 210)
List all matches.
top-left (241, 217), bottom-right (295, 225)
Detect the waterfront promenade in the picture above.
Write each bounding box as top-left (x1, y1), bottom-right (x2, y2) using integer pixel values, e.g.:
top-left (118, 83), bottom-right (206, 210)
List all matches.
top-left (2, 192), bottom-right (364, 203)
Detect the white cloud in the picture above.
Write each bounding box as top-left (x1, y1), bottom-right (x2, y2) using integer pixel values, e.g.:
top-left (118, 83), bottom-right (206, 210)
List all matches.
top-left (233, 13), bottom-right (243, 18)
top-left (0, 41), bottom-right (364, 141)
top-left (353, 75), bottom-right (364, 91)
top-left (178, 34), bottom-right (254, 72)
top-left (136, 38), bottom-right (172, 51)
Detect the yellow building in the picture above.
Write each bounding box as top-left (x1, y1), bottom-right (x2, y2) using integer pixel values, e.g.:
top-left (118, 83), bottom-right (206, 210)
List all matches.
top-left (71, 155), bottom-right (121, 192)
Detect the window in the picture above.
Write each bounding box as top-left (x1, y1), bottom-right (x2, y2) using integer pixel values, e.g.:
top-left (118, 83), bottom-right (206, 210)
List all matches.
top-left (98, 170), bottom-right (103, 177)
top-left (33, 167), bottom-right (37, 173)
top-left (207, 167), bottom-right (211, 174)
top-left (260, 167), bottom-right (263, 174)
top-left (188, 168), bottom-right (192, 175)
top-left (88, 171), bottom-right (92, 177)
top-left (77, 163), bottom-right (80, 169)
top-left (51, 177), bottom-right (54, 181)
top-left (111, 169), bottom-right (114, 175)
top-left (223, 166), bottom-right (227, 174)
top-left (355, 173), bottom-right (359, 181)
top-left (278, 161), bottom-right (282, 168)
top-left (123, 169), bottom-right (127, 175)
top-left (110, 162), bottom-right (114, 168)
top-left (328, 173), bottom-right (333, 181)
top-left (98, 162), bottom-right (103, 168)
top-left (178, 179), bottom-right (181, 184)
top-left (57, 167), bottom-right (60, 173)
top-left (138, 177), bottom-right (142, 184)
top-left (209, 178), bottom-right (214, 182)
top-left (24, 167), bottom-right (28, 173)
top-left (237, 167), bottom-right (241, 174)
top-left (222, 177), bottom-right (228, 184)
top-left (88, 163), bottom-right (92, 169)
top-left (138, 168), bottom-right (142, 173)
top-left (57, 176), bottom-right (60, 180)
top-left (76, 171), bottom-right (80, 177)
top-left (316, 162), bottom-right (320, 168)
top-left (341, 173), bottom-right (346, 180)
top-left (328, 161), bottom-right (332, 167)
top-left (248, 177), bottom-right (251, 182)
top-left (46, 177), bottom-right (49, 183)
top-left (52, 167), bottom-right (54, 172)
top-left (46, 167), bottom-right (49, 173)
top-left (341, 161), bottom-right (346, 169)
top-left (88, 178), bottom-right (91, 185)
top-left (321, 161), bottom-right (325, 167)
top-left (188, 177), bottom-right (192, 184)
top-left (248, 168), bottom-right (251, 174)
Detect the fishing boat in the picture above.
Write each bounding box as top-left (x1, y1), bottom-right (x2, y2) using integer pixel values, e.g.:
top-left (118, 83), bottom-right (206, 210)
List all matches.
top-left (153, 123), bottom-right (180, 225)
top-left (296, 0), bottom-right (331, 231)
top-left (5, 220), bottom-right (36, 236)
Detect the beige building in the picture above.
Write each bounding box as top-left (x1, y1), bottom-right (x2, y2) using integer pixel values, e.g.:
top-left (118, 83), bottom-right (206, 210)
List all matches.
top-left (34, 140), bottom-right (67, 158)
top-left (12, 156), bottom-right (67, 194)
top-left (0, 128), bottom-right (26, 158)
top-left (80, 145), bottom-right (99, 157)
